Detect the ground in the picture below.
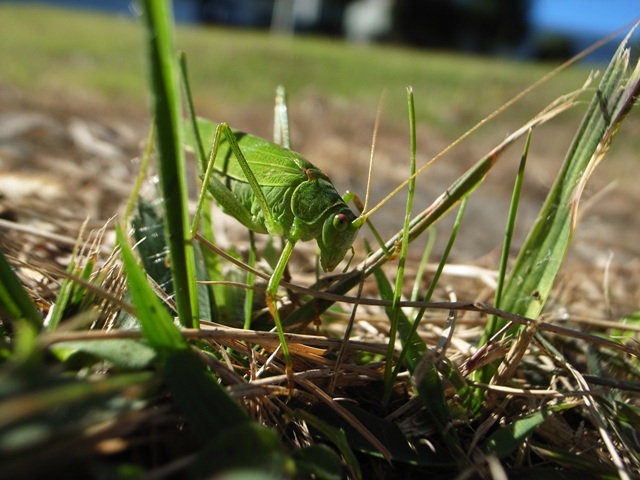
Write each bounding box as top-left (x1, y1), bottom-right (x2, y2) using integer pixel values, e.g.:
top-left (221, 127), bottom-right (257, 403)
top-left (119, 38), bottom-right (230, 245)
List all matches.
top-left (0, 78), bottom-right (638, 321)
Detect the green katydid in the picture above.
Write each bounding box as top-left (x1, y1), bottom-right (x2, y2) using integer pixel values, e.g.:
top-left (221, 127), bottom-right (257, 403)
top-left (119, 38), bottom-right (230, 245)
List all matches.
top-left (188, 89), bottom-right (385, 385)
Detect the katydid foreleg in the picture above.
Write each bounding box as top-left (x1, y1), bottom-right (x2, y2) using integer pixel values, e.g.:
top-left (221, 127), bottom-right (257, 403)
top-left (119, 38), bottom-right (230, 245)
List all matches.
top-left (343, 191), bottom-right (393, 259)
top-left (265, 236), bottom-right (297, 381)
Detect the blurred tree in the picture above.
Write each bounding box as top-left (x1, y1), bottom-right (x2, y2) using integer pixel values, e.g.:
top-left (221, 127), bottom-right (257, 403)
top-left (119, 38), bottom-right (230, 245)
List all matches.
top-left (392, 0), bottom-right (530, 54)
top-left (531, 32), bottom-right (574, 61)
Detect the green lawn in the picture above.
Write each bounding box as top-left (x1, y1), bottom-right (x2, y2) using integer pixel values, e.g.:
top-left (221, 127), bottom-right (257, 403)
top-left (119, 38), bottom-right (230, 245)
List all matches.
top-left (0, 4), bottom-right (596, 136)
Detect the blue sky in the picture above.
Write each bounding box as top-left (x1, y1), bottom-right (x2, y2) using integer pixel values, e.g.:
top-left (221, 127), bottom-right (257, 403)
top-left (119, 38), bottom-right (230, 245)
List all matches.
top-left (532, 0), bottom-right (640, 37)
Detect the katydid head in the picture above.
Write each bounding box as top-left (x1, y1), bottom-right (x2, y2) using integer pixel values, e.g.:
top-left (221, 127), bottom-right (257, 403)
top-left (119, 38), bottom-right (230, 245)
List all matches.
top-left (317, 207), bottom-right (362, 272)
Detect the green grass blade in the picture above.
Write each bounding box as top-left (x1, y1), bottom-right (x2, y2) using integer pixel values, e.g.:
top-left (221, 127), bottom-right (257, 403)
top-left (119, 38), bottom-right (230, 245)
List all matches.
top-left (120, 216), bottom-right (294, 474)
top-left (485, 130), bottom-right (532, 338)
top-left (494, 34), bottom-right (640, 328)
top-left (178, 52), bottom-right (207, 165)
top-left (370, 261), bottom-right (462, 463)
top-left (117, 227), bottom-right (249, 440)
top-left (117, 226), bottom-right (186, 350)
top-left (293, 409), bottom-right (362, 480)
top-left (0, 251), bottom-right (42, 330)
top-left (141, 0), bottom-right (198, 328)
top-left (283, 92), bottom-right (577, 328)
top-left (178, 54), bottom-right (221, 319)
top-left (393, 198), bottom-right (468, 388)
top-left (530, 443), bottom-right (620, 476)
top-left (410, 229), bottom-right (435, 303)
top-left (482, 408), bottom-right (554, 459)
top-left (244, 231), bottom-right (257, 329)
top-left (382, 87), bottom-right (417, 398)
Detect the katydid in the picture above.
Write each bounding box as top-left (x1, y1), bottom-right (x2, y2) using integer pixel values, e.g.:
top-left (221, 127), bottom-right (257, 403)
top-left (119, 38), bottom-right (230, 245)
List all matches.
top-left (191, 105), bottom-right (376, 385)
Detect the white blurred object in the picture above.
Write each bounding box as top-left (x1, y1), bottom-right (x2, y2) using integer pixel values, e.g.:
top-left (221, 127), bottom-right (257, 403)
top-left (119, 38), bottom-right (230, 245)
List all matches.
top-left (344, 0), bottom-right (392, 43)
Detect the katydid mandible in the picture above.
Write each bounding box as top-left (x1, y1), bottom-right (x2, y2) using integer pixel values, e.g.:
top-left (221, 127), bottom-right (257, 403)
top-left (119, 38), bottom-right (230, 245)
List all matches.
top-left (192, 95), bottom-right (377, 384)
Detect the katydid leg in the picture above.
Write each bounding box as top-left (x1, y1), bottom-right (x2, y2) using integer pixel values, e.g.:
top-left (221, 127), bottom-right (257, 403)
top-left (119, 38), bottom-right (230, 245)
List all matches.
top-left (191, 123), bottom-right (255, 236)
top-left (193, 123), bottom-right (283, 237)
top-left (218, 123), bottom-right (282, 235)
top-left (274, 85), bottom-right (291, 150)
top-left (265, 237), bottom-right (298, 384)
top-left (198, 120), bottom-right (298, 385)
top-left (272, 87), bottom-right (299, 316)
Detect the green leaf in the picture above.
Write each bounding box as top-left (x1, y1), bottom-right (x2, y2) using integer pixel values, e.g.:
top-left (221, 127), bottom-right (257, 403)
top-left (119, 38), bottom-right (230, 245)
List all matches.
top-left (53, 339), bottom-right (156, 369)
top-left (131, 198), bottom-right (174, 298)
top-left (131, 196), bottom-right (213, 323)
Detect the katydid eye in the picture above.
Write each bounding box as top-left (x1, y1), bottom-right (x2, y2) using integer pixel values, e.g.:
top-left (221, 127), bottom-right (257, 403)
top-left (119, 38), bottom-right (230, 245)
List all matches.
top-left (333, 213), bottom-right (348, 231)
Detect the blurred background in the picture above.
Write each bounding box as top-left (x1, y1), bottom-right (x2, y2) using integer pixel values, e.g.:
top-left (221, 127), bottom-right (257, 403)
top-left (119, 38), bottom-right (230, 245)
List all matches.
top-left (1, 0), bottom-right (639, 264)
top-left (12, 0), bottom-right (640, 63)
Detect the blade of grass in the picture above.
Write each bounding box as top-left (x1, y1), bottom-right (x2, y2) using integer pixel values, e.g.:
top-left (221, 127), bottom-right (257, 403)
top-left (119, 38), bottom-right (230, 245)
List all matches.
top-left (283, 92), bottom-right (580, 327)
top-left (370, 261), bottom-right (462, 464)
top-left (0, 251), bottom-right (42, 330)
top-left (118, 228), bottom-right (293, 475)
top-left (382, 87), bottom-right (417, 399)
top-left (472, 30), bottom-right (640, 398)
top-left (141, 0), bottom-right (198, 328)
top-left (45, 228), bottom-right (93, 332)
top-left (410, 228), bottom-right (436, 303)
top-left (484, 129), bottom-right (532, 340)
top-left (392, 198), bottom-right (468, 387)
top-left (178, 52), bottom-right (221, 319)
top-left (496, 33), bottom-right (640, 328)
top-left (116, 226), bottom-right (249, 438)
top-left (530, 443), bottom-right (620, 476)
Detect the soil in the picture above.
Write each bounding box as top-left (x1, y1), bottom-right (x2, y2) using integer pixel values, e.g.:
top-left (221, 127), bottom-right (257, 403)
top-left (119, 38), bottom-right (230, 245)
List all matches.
top-left (1, 80), bottom-right (638, 316)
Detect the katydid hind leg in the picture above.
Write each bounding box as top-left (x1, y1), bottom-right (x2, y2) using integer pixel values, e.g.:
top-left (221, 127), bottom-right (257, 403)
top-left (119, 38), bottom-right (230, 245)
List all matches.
top-left (271, 88), bottom-right (297, 302)
top-left (219, 123), bottom-right (283, 236)
top-left (191, 123), bottom-right (255, 236)
top-left (274, 85), bottom-right (291, 149)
